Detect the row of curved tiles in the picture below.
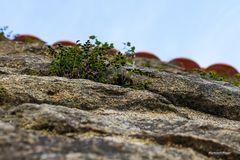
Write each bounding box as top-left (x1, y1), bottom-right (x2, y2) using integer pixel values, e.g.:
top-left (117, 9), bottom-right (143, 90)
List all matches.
top-left (135, 51), bottom-right (239, 77)
top-left (13, 34), bottom-right (76, 46)
top-left (12, 34), bottom-right (239, 77)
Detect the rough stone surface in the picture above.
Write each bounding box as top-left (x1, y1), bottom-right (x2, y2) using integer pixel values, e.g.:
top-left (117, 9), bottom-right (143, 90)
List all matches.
top-left (130, 68), bottom-right (240, 120)
top-left (0, 40), bottom-right (240, 160)
top-left (0, 40), bottom-right (51, 75)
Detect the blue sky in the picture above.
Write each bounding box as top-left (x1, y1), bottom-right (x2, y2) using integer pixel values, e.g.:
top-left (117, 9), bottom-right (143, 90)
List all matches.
top-left (1, 0), bottom-right (240, 70)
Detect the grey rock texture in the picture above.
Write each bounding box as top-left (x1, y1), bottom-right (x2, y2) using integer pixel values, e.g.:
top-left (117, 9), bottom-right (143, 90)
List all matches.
top-left (0, 40), bottom-right (240, 160)
top-left (131, 68), bottom-right (240, 121)
top-left (0, 40), bottom-right (51, 75)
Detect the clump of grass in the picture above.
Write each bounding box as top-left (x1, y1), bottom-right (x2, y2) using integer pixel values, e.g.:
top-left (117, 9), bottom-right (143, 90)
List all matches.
top-left (48, 36), bottom-right (149, 89)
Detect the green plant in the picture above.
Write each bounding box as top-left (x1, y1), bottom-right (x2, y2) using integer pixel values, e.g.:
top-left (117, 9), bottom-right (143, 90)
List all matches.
top-left (111, 70), bottom-right (149, 90)
top-left (112, 72), bottom-right (133, 87)
top-left (128, 68), bottom-right (144, 75)
top-left (0, 87), bottom-right (7, 95)
top-left (232, 74), bottom-right (240, 87)
top-left (143, 60), bottom-right (151, 67)
top-left (208, 71), bottom-right (225, 81)
top-left (48, 36), bottom-right (148, 89)
top-left (200, 71), bottom-right (225, 81)
top-left (0, 87), bottom-right (7, 104)
top-left (0, 26), bottom-right (14, 40)
top-left (0, 32), bottom-right (4, 40)
top-left (235, 73), bottom-right (240, 79)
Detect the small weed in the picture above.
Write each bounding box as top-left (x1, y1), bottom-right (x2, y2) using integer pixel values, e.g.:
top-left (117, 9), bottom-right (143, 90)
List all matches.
top-left (235, 73), bottom-right (240, 79)
top-left (232, 74), bottom-right (240, 87)
top-left (48, 36), bottom-right (148, 90)
top-left (200, 71), bottom-right (225, 81)
top-left (0, 87), bottom-right (7, 104)
top-left (0, 26), bottom-right (14, 40)
top-left (208, 71), bottom-right (225, 81)
top-left (0, 87), bottom-right (7, 95)
top-left (143, 60), bottom-right (151, 67)
top-left (110, 68), bottom-right (149, 90)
